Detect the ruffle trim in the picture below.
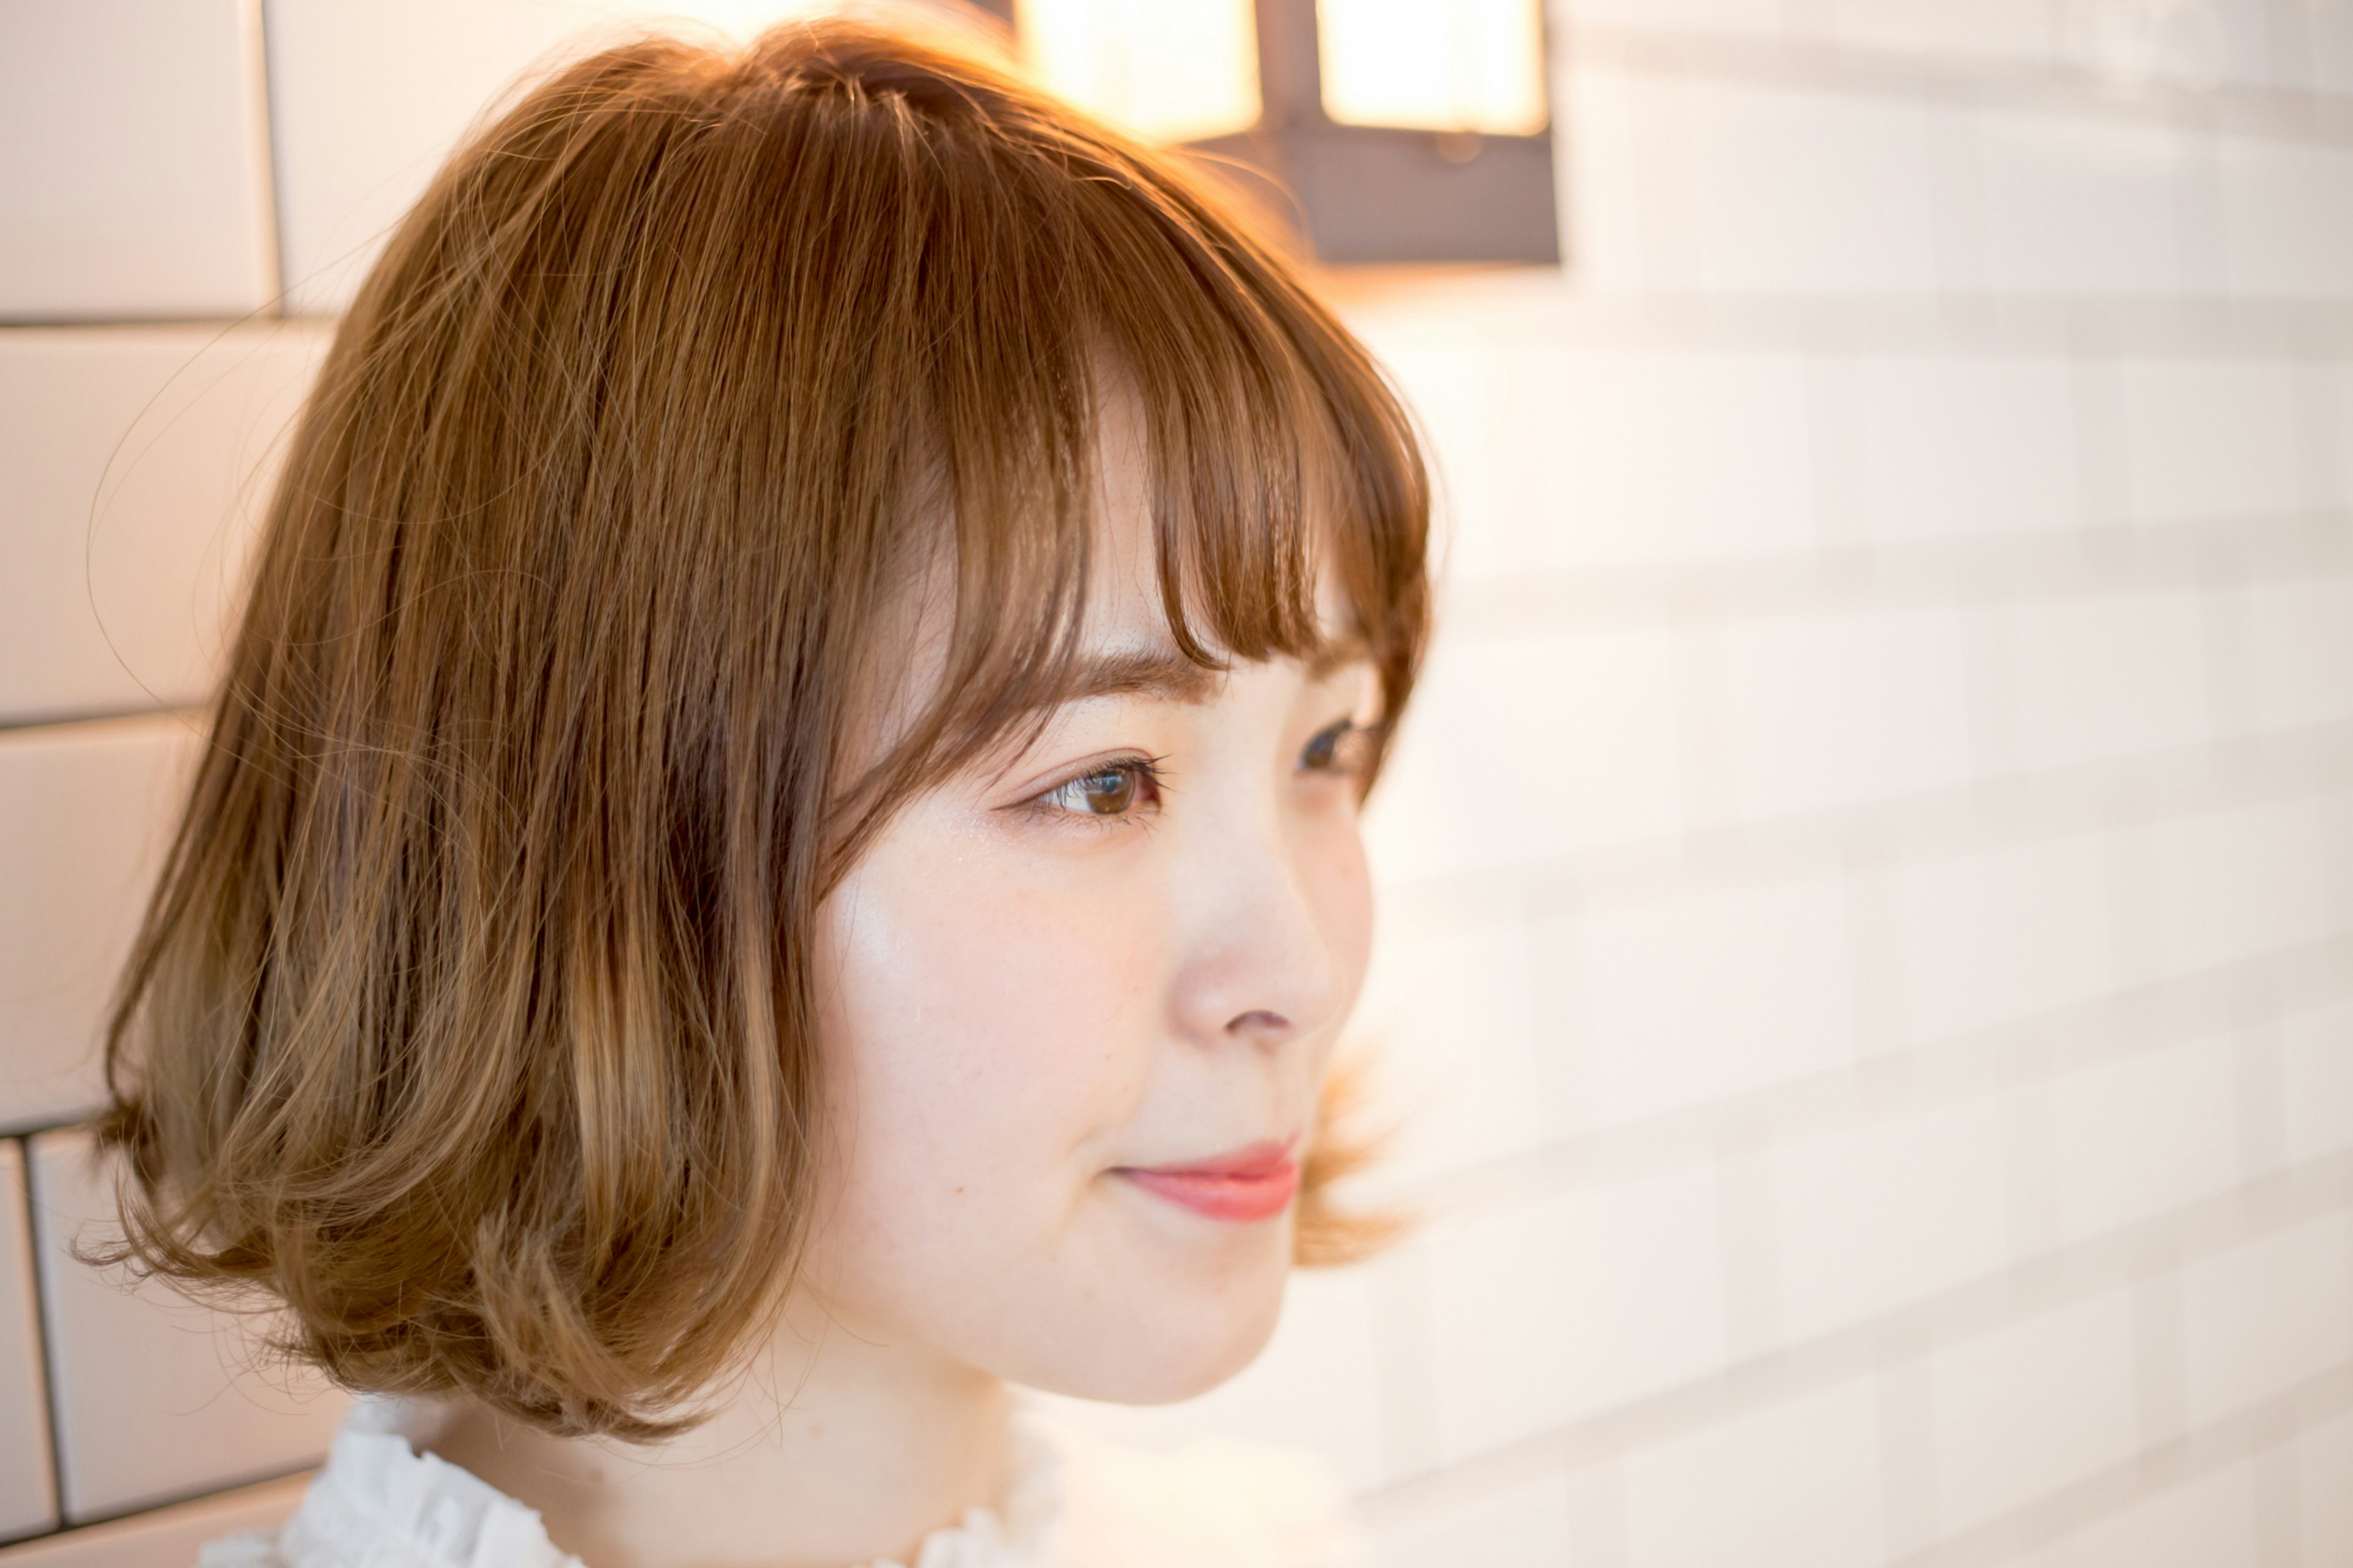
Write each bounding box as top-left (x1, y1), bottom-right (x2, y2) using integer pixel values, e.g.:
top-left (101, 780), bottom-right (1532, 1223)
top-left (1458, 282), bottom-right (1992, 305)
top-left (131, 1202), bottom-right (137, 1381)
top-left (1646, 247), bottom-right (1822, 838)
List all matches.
top-left (216, 1397), bottom-right (1061, 1568)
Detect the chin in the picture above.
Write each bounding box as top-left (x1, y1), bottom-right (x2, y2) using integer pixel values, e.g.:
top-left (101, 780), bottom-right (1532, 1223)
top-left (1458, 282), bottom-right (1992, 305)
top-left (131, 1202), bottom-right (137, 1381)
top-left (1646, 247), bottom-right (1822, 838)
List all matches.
top-left (1040, 1228), bottom-right (1295, 1406)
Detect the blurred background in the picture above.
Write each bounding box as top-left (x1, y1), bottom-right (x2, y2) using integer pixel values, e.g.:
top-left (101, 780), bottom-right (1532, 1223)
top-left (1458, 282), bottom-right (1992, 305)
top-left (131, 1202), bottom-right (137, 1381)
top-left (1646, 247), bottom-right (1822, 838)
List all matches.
top-left (2, 1), bottom-right (2350, 1563)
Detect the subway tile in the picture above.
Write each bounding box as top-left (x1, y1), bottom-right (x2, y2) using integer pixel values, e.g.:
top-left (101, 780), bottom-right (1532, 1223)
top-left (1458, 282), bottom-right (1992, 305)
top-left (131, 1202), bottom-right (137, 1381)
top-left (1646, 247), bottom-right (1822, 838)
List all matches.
top-left (1771, 1093), bottom-right (2010, 1340)
top-left (2131, 793), bottom-right (2353, 983)
top-left (1556, 0), bottom-right (1787, 32)
top-left (0, 718), bottom-right (205, 1133)
top-left (0, 1143), bottom-right (56, 1543)
top-left (1533, 350), bottom-right (1820, 569)
top-left (1971, 108), bottom-right (2192, 297)
top-left (2178, 1214), bottom-right (2353, 1428)
top-left (2015, 1456), bottom-right (2262, 1568)
top-left (2216, 136), bottom-right (2353, 300)
top-left (2112, 358), bottom-right (2309, 525)
top-left (0, 1474), bottom-right (308, 1568)
top-left (1029, 1265), bottom-right (1390, 1493)
top-left (1681, 83), bottom-right (1942, 294)
top-left (1579, 874), bottom-right (1855, 1127)
top-left (1816, 0), bottom-right (2059, 62)
top-left (1899, 832), bottom-right (2118, 1043)
top-left (1373, 1468), bottom-right (1578, 1568)
top-left (1723, 607), bottom-right (1977, 818)
top-left (1428, 1167), bottom-right (1726, 1460)
top-left (2280, 1001), bottom-right (2353, 1162)
top-left (1364, 629), bottom-right (1684, 881)
top-left (2310, 0), bottom-right (2353, 94)
top-left (2057, 0), bottom-right (2278, 88)
top-left (1849, 355), bottom-right (2081, 543)
top-left (0, 326), bottom-right (325, 726)
top-left (2047, 1032), bottom-right (2242, 1246)
top-left (1928, 1286), bottom-right (2141, 1535)
top-left (263, 1), bottom-right (836, 314)
top-left (1621, 1376), bottom-right (1884, 1568)
top-left (1376, 339), bottom-right (1523, 581)
top-left (26, 1129), bottom-right (348, 1522)
top-left (2241, 577), bottom-right (2353, 733)
top-left (0, 2), bottom-right (270, 320)
top-left (1352, 922), bottom-right (1546, 1184)
top-left (2298, 1406), bottom-right (2353, 1567)
top-left (1560, 63), bottom-right (1650, 295)
top-left (2005, 589), bottom-right (2213, 772)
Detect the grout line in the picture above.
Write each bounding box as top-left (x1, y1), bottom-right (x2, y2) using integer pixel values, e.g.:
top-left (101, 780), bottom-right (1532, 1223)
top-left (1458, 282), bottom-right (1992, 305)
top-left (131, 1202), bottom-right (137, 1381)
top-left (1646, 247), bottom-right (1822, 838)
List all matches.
top-left (0, 707), bottom-right (211, 742)
top-left (15, 1141), bottom-right (72, 1534)
top-left (236, 0), bottom-right (283, 314)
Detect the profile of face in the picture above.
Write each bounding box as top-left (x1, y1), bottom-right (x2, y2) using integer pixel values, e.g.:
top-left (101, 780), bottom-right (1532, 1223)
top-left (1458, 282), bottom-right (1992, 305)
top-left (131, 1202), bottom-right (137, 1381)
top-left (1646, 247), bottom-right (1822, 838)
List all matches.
top-left (800, 401), bottom-right (1380, 1406)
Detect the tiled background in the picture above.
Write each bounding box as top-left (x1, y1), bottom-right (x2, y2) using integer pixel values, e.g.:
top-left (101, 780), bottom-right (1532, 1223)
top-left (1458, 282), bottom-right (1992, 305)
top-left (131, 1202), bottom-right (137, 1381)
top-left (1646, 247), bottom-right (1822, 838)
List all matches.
top-left (1, 0), bottom-right (2349, 1563)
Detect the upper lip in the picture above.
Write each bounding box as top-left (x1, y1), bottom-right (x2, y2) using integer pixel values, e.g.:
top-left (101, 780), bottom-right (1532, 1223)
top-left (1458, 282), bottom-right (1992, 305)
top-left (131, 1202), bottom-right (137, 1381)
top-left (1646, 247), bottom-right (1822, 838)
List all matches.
top-left (1116, 1137), bottom-right (1297, 1179)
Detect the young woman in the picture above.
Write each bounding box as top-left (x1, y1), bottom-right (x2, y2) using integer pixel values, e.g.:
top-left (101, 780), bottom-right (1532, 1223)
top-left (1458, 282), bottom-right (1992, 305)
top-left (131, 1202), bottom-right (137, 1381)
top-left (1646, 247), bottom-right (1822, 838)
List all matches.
top-left (101, 14), bottom-right (1429, 1566)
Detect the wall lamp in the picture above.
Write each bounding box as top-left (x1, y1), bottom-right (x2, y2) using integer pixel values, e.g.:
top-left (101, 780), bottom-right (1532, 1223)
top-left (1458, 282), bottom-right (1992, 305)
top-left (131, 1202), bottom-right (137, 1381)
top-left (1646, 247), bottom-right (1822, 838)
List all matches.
top-left (981, 0), bottom-right (1559, 266)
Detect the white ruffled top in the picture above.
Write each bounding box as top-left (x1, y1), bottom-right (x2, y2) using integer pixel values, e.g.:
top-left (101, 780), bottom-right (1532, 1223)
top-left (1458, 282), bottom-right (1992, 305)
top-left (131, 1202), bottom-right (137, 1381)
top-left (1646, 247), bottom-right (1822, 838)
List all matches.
top-left (195, 1398), bottom-right (1368, 1568)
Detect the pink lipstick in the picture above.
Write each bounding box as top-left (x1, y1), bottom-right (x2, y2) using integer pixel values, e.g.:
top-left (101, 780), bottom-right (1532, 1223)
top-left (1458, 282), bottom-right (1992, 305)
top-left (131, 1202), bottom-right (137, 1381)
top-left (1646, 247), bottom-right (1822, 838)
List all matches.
top-left (1116, 1140), bottom-right (1300, 1223)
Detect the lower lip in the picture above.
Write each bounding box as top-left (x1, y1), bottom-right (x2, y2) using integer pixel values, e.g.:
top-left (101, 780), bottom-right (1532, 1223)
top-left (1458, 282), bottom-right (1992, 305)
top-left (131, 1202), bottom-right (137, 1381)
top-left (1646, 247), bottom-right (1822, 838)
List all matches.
top-left (1116, 1161), bottom-right (1301, 1223)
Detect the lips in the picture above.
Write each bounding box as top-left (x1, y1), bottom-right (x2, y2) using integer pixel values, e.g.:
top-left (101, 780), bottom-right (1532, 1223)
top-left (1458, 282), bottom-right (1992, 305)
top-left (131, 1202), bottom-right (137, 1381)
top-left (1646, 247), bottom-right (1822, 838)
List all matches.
top-left (1114, 1140), bottom-right (1301, 1223)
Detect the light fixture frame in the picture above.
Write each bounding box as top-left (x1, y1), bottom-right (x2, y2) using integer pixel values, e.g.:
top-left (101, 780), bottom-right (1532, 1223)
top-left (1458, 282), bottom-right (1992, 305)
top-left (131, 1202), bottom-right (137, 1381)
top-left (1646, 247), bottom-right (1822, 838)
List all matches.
top-left (979, 0), bottom-right (1562, 267)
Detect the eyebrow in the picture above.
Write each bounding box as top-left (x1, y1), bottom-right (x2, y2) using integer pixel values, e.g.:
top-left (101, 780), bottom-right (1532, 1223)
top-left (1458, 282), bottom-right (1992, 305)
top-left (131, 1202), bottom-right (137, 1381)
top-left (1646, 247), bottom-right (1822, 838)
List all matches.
top-left (1055, 633), bottom-right (1374, 707)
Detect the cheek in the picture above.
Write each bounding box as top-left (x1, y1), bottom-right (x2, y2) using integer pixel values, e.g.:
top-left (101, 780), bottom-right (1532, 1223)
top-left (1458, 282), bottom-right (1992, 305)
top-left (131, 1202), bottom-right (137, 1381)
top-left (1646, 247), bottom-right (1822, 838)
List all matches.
top-left (807, 838), bottom-right (1161, 1267)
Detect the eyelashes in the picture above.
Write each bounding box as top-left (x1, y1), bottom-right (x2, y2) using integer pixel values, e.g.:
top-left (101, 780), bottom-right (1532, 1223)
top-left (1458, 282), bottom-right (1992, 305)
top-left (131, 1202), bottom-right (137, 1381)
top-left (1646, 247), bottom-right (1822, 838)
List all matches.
top-left (1028, 755), bottom-right (1169, 823)
top-left (1018, 716), bottom-right (1382, 831)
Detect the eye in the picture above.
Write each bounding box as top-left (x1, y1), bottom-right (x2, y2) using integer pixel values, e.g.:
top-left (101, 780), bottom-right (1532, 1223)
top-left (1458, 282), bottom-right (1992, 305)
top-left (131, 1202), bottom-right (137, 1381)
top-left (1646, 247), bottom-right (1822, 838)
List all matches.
top-left (1299, 716), bottom-right (1373, 776)
top-left (1035, 757), bottom-right (1162, 820)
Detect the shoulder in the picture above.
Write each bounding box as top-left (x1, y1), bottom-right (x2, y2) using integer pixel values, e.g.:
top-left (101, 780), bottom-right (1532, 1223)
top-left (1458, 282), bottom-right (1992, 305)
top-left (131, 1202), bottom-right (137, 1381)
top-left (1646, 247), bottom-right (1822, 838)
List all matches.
top-left (1035, 1418), bottom-right (1371, 1568)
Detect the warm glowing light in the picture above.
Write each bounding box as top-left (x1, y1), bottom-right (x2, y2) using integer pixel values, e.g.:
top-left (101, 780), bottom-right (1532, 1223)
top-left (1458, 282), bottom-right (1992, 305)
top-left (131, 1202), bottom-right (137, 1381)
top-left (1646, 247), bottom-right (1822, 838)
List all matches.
top-left (1317, 0), bottom-right (1548, 136)
top-left (1015, 0), bottom-right (1261, 145)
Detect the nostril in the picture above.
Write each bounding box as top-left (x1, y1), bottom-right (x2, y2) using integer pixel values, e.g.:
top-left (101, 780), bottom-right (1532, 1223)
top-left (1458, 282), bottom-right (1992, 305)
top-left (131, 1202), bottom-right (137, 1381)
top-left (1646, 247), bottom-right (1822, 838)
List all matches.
top-left (1224, 1007), bottom-right (1291, 1037)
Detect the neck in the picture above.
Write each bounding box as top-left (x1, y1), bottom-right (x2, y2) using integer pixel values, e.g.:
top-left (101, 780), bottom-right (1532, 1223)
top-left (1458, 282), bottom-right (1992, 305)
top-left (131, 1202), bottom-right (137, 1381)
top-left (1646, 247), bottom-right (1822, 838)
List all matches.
top-left (429, 1295), bottom-right (1015, 1568)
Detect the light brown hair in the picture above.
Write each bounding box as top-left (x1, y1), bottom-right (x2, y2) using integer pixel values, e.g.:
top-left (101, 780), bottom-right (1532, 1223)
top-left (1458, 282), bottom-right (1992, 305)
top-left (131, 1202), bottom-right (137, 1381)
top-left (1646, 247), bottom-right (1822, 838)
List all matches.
top-left (99, 14), bottom-right (1428, 1440)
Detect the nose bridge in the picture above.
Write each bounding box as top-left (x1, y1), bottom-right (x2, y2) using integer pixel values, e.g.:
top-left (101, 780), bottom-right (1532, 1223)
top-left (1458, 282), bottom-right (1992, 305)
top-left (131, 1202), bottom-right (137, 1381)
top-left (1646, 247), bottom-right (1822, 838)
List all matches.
top-left (1173, 781), bottom-right (1343, 1045)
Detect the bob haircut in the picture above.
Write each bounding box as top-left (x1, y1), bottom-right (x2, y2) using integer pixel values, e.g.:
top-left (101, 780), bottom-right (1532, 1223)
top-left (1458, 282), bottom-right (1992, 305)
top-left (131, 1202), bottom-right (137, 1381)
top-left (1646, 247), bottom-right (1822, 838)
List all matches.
top-left (99, 15), bottom-right (1430, 1441)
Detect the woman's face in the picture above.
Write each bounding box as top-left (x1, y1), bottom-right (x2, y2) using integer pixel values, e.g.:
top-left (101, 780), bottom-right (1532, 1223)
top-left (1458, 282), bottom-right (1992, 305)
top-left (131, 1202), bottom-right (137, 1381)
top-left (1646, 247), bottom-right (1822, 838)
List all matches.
top-left (801, 418), bottom-right (1379, 1404)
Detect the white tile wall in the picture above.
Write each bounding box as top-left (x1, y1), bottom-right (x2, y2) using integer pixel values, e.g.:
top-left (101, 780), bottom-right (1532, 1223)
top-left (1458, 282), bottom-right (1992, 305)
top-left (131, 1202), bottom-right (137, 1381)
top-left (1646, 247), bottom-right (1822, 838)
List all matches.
top-left (6, 0), bottom-right (2353, 1559)
top-left (1427, 1167), bottom-right (1727, 1457)
top-left (2045, 1032), bottom-right (2245, 1243)
top-left (1620, 1375), bottom-right (1885, 1568)
top-left (0, 719), bottom-right (207, 1134)
top-left (2112, 358), bottom-right (2311, 525)
top-left (1771, 1093), bottom-right (2011, 1341)
top-left (1723, 608), bottom-right (1977, 816)
top-left (2297, 1406), bottom-right (2353, 1565)
top-left (1898, 831), bottom-right (2119, 1043)
top-left (0, 327), bottom-right (325, 726)
top-left (2018, 1456), bottom-right (2264, 1568)
top-left (0, 1144), bottom-right (57, 1543)
top-left (1848, 355), bottom-right (2083, 544)
top-left (2177, 1214), bottom-right (2353, 1428)
top-left (2280, 1001), bottom-right (2353, 1161)
top-left (1578, 874), bottom-right (1855, 1124)
top-left (25, 1130), bottom-right (347, 1523)
top-left (0, 1475), bottom-right (306, 1568)
top-left (0, 3), bottom-right (273, 321)
top-left (1927, 1286), bottom-right (2142, 1534)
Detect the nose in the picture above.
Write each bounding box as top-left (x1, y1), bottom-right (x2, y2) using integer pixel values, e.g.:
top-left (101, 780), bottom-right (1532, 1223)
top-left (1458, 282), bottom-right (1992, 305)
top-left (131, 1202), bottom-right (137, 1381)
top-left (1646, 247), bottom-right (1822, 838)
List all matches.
top-left (1168, 808), bottom-right (1354, 1054)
